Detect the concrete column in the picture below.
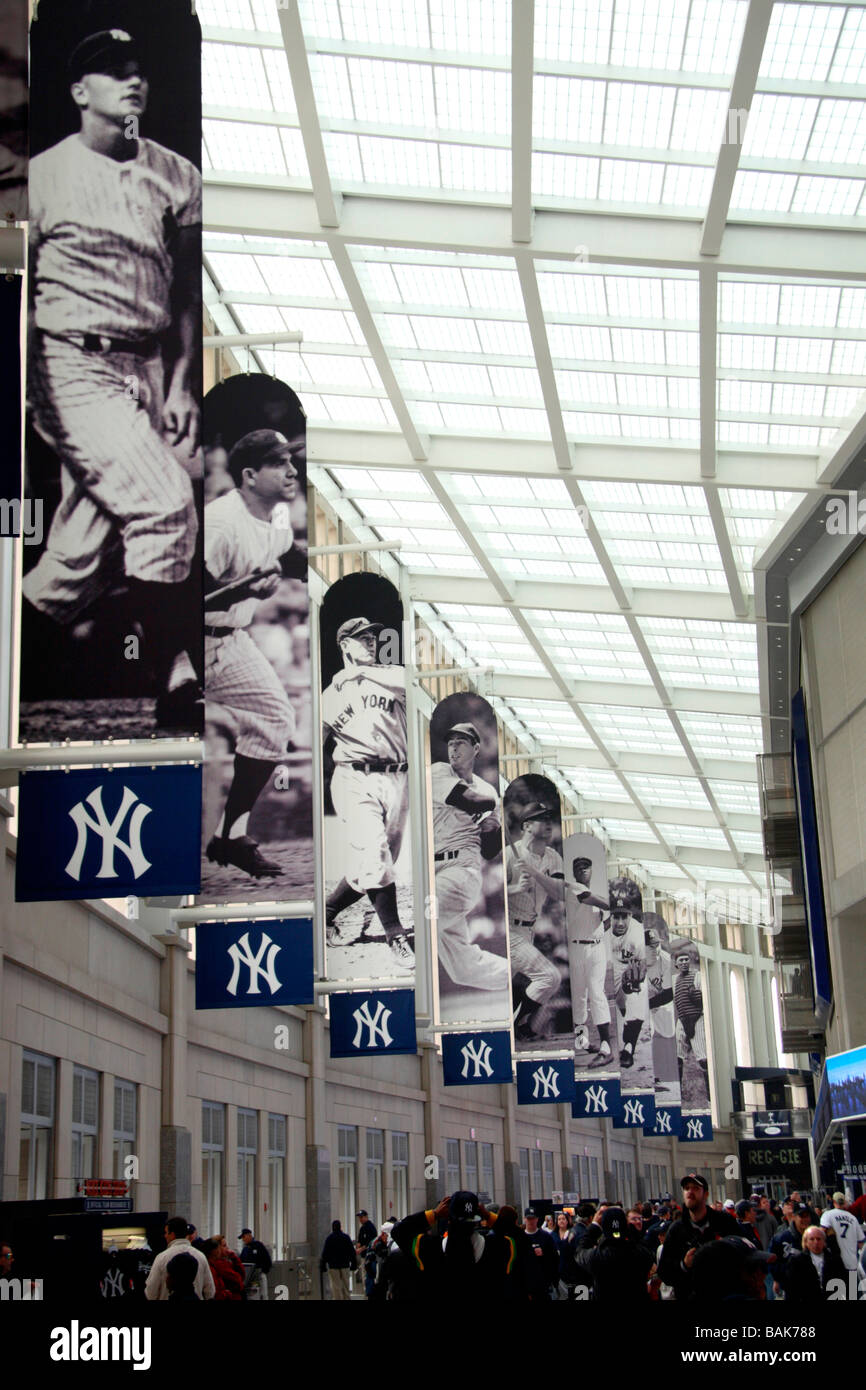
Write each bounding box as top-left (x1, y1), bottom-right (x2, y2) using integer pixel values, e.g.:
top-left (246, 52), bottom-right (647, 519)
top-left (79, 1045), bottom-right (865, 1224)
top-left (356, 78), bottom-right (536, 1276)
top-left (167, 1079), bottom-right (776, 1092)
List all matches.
top-left (0, 1089), bottom-right (5, 1202)
top-left (154, 934), bottom-right (192, 1215)
top-left (420, 1042), bottom-right (445, 1207)
top-left (304, 1006), bottom-right (331, 1273)
top-left (501, 1081), bottom-right (521, 1209)
top-left (761, 969), bottom-right (779, 1066)
top-left (705, 957), bottom-right (735, 1126)
top-left (600, 1117), bottom-right (612, 1199)
top-left (746, 964), bottom-right (771, 1067)
top-left (56, 1058), bottom-right (74, 1198)
top-left (258, 1110), bottom-right (271, 1250)
top-left (99, 1072), bottom-right (115, 1179)
top-left (225, 1103), bottom-right (238, 1238)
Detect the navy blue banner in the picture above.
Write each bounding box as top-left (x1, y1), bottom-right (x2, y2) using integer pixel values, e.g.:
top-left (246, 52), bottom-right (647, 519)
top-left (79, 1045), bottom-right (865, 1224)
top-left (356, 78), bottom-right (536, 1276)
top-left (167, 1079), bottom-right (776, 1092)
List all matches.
top-left (572, 1076), bottom-right (620, 1121)
top-left (442, 1031), bottom-right (512, 1086)
top-left (679, 1112), bottom-right (714, 1143)
top-left (195, 919), bottom-right (313, 1010)
top-left (16, 766), bottom-right (202, 901)
top-left (329, 989), bottom-right (416, 1058)
top-left (613, 1090), bottom-right (655, 1130)
top-left (516, 1057), bottom-right (576, 1105)
top-left (644, 1104), bottom-right (681, 1139)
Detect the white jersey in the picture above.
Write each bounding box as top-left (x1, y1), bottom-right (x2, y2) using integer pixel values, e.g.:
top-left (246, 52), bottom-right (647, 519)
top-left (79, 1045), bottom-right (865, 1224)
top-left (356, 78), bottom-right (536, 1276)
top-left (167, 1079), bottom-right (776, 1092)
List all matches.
top-left (607, 917), bottom-right (644, 970)
top-left (30, 135), bottom-right (201, 338)
top-left (431, 762), bottom-right (500, 855)
top-left (569, 881), bottom-right (604, 944)
top-left (506, 843), bottom-right (563, 929)
top-left (820, 1209), bottom-right (865, 1271)
top-left (322, 666), bottom-right (407, 765)
top-left (205, 490), bottom-right (295, 629)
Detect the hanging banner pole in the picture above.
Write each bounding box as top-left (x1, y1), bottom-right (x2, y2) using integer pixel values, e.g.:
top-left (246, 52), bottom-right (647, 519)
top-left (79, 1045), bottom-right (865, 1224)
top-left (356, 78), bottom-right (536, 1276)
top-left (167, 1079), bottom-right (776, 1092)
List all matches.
top-left (173, 900), bottom-right (314, 924)
top-left (309, 590), bottom-right (326, 982)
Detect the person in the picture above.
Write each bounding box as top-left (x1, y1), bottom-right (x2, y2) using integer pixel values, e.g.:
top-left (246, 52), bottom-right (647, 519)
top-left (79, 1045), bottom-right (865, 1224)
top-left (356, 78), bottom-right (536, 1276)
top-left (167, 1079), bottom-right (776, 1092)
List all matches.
top-left (671, 940), bottom-right (710, 1101)
top-left (431, 723), bottom-right (509, 993)
top-left (506, 803), bottom-right (565, 1041)
top-left (753, 1192), bottom-right (778, 1249)
top-left (734, 1199), bottom-right (761, 1243)
top-left (238, 1227), bottom-right (272, 1301)
top-left (770, 1202), bottom-right (816, 1293)
top-left (0, 1242), bottom-right (13, 1277)
top-left (485, 1204), bottom-right (531, 1301)
top-left (356, 1209), bottom-right (377, 1250)
top-left (567, 856), bottom-right (611, 1065)
top-left (820, 1191), bottom-right (865, 1277)
top-left (23, 27), bottom-right (201, 731)
top-left (522, 1207), bottom-right (559, 1301)
top-left (320, 1220), bottom-right (357, 1301)
top-left (691, 1237), bottom-right (770, 1301)
top-left (204, 1236), bottom-right (245, 1301)
top-left (605, 878), bottom-right (649, 1070)
top-left (550, 1210), bottom-right (577, 1298)
top-left (390, 1192), bottom-right (504, 1302)
top-left (783, 1225), bottom-right (848, 1302)
top-left (321, 616), bottom-right (414, 973)
top-left (165, 1251), bottom-right (201, 1302)
top-left (574, 1206), bottom-right (654, 1302)
top-left (203, 428), bottom-right (307, 879)
top-left (145, 1217), bottom-right (215, 1301)
top-left (187, 1224), bottom-right (207, 1254)
top-left (657, 1174), bottom-right (737, 1300)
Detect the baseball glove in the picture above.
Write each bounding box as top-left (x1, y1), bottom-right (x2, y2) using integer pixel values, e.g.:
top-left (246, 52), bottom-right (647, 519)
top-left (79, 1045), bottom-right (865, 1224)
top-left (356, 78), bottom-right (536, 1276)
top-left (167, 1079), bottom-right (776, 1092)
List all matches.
top-left (621, 959), bottom-right (646, 993)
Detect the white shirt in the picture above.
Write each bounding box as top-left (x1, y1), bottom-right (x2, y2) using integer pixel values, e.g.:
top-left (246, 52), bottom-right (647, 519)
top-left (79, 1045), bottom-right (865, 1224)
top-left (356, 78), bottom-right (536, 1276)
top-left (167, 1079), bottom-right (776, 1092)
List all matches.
top-left (506, 843), bottom-right (563, 932)
top-left (607, 917), bottom-right (644, 971)
top-left (820, 1209), bottom-right (865, 1271)
top-left (144, 1238), bottom-right (216, 1301)
top-left (431, 762), bottom-right (500, 855)
top-left (322, 666), bottom-right (407, 765)
top-left (205, 490), bottom-right (295, 629)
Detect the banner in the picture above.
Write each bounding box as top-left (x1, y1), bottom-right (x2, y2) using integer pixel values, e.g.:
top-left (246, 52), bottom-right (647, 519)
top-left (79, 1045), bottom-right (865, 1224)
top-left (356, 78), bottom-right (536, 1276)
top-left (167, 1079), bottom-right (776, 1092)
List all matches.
top-left (16, 765), bottom-right (201, 901)
top-left (20, 0), bottom-right (203, 743)
top-left (329, 989), bottom-right (416, 1058)
top-left (503, 774), bottom-right (572, 1055)
top-left (0, 0), bottom-right (27, 222)
top-left (320, 571), bottom-right (415, 982)
top-left (572, 1076), bottom-right (621, 1121)
top-left (0, 276), bottom-right (22, 524)
top-left (516, 1057), bottom-right (576, 1105)
top-left (564, 833), bottom-right (618, 1089)
top-left (442, 1030), bottom-right (512, 1086)
top-left (605, 877), bottom-right (654, 1102)
top-left (195, 919), bottom-right (314, 1010)
top-left (199, 374), bottom-right (312, 904)
top-left (643, 912), bottom-right (683, 1121)
top-left (670, 936), bottom-right (712, 1126)
top-left (613, 1090), bottom-right (655, 1130)
top-left (431, 691), bottom-right (509, 1027)
top-left (679, 1113), bottom-right (714, 1143)
top-left (645, 1105), bottom-right (681, 1140)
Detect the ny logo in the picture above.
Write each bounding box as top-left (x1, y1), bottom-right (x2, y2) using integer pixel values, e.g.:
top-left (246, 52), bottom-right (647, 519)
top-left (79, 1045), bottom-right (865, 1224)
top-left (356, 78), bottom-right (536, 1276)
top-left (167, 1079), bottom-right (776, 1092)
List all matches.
top-left (352, 999), bottom-right (393, 1049)
top-left (686, 1118), bottom-right (705, 1139)
top-left (460, 1039), bottom-right (494, 1079)
top-left (532, 1065), bottom-right (560, 1100)
top-left (655, 1110), bottom-right (672, 1135)
top-left (623, 1098), bottom-right (645, 1125)
top-left (66, 785), bottom-right (152, 881)
top-left (226, 931), bottom-right (282, 997)
top-left (101, 1267), bottom-right (125, 1298)
top-left (583, 1084), bottom-right (608, 1114)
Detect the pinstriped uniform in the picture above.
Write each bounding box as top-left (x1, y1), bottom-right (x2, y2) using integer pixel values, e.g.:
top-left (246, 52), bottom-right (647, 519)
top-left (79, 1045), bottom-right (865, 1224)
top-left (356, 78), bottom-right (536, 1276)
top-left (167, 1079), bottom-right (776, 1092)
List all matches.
top-left (506, 842), bottom-right (562, 1005)
top-left (23, 134), bottom-right (200, 619)
top-left (674, 967), bottom-right (706, 1060)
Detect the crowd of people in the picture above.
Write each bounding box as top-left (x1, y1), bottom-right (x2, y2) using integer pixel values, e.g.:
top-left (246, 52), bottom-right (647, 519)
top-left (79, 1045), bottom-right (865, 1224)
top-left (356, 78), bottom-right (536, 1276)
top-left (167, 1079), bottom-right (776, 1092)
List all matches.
top-left (139, 1218), bottom-right (273, 1301)
top-left (322, 1178), bottom-right (866, 1302)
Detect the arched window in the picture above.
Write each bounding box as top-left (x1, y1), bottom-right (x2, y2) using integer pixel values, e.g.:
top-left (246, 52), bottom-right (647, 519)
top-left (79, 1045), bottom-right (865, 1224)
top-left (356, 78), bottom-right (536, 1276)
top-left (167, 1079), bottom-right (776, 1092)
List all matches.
top-left (729, 967), bottom-right (752, 1067)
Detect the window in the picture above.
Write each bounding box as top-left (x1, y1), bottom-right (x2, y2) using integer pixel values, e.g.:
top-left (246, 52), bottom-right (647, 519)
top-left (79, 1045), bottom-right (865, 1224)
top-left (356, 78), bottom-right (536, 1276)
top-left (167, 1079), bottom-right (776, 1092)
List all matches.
top-left (71, 1066), bottom-right (99, 1183)
top-left (480, 1142), bottom-right (494, 1202)
top-left (113, 1081), bottom-right (137, 1182)
top-left (730, 967), bottom-right (753, 1066)
top-left (366, 1129), bottom-right (384, 1226)
top-left (446, 1138), bottom-right (461, 1192)
top-left (531, 1148), bottom-right (543, 1200)
top-left (202, 1102), bottom-right (225, 1236)
top-left (578, 1154), bottom-right (600, 1199)
top-left (519, 1148), bottom-right (530, 1212)
top-left (237, 1109), bottom-right (257, 1237)
top-left (19, 1051), bottom-right (55, 1200)
top-left (337, 1126), bottom-right (358, 1233)
top-left (392, 1132), bottom-right (409, 1219)
top-left (613, 1159), bottom-right (635, 1204)
top-left (714, 1167), bottom-right (728, 1202)
top-left (463, 1140), bottom-right (478, 1194)
top-left (543, 1149), bottom-right (555, 1197)
top-left (267, 1115), bottom-right (287, 1261)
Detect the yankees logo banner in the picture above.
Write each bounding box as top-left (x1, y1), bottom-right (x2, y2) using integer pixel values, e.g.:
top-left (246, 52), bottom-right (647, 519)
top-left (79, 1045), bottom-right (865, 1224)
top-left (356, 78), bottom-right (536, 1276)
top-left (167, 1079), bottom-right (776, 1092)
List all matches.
top-left (431, 692), bottom-right (508, 1029)
top-left (679, 1112), bottom-right (713, 1143)
top-left (15, 765), bottom-right (201, 901)
top-left (643, 911), bottom-right (683, 1121)
top-left (0, 0), bottom-right (27, 222)
top-left (0, 277), bottom-right (22, 520)
top-left (442, 1031), bottom-right (512, 1087)
top-left (572, 1076), bottom-right (621, 1120)
top-left (613, 1090), bottom-right (656, 1130)
top-left (645, 1104), bottom-right (681, 1139)
top-left (504, 775), bottom-right (573, 1055)
top-left (19, 0), bottom-right (203, 744)
top-left (321, 572), bottom-right (415, 984)
top-left (195, 919), bottom-right (314, 1010)
top-left (199, 374), bottom-right (312, 905)
top-left (564, 833), bottom-right (619, 1090)
top-left (516, 1058), bottom-right (576, 1106)
top-left (329, 989), bottom-right (416, 1059)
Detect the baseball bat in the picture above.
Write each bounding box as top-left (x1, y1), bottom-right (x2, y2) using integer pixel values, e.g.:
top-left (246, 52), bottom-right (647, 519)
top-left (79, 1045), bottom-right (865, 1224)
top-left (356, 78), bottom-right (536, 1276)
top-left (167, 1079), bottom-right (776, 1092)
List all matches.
top-left (204, 567), bottom-right (275, 606)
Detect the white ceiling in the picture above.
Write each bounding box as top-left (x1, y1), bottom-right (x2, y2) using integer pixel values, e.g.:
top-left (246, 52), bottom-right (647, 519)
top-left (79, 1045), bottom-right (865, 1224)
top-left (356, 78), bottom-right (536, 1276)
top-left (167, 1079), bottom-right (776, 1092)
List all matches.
top-left (197, 0), bottom-right (866, 905)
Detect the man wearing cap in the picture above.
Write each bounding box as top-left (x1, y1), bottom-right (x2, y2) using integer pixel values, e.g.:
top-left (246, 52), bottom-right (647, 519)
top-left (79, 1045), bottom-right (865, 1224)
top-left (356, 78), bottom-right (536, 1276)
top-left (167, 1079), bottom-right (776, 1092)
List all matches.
top-left (321, 615), bottom-right (414, 973)
top-left (657, 1173), bottom-right (737, 1300)
top-left (506, 803), bottom-right (566, 1043)
top-left (390, 1192), bottom-right (504, 1301)
top-left (431, 723), bottom-right (509, 994)
top-left (24, 27), bottom-right (203, 731)
top-left (238, 1227), bottom-right (272, 1301)
top-left (568, 854), bottom-right (612, 1066)
top-left (574, 1206), bottom-right (654, 1301)
top-left (521, 1207), bottom-right (559, 1300)
top-left (605, 877), bottom-right (650, 1072)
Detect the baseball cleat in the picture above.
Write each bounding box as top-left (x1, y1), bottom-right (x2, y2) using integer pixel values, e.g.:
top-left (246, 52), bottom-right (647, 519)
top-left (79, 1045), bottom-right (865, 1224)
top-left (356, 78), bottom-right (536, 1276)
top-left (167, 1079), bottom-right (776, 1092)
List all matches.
top-left (389, 933), bottom-right (414, 972)
top-left (155, 679), bottom-right (203, 730)
top-left (206, 835), bottom-right (228, 866)
top-left (620, 1048), bottom-right (634, 1068)
top-left (588, 1046), bottom-right (612, 1069)
top-left (574, 1026), bottom-right (590, 1052)
top-left (218, 835), bottom-right (281, 878)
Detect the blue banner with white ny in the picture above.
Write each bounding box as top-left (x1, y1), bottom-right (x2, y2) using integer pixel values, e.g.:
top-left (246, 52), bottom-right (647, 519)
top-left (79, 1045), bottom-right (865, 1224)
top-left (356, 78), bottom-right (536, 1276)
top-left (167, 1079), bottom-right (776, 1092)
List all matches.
top-left (516, 1058), bottom-right (576, 1105)
top-left (15, 766), bottom-right (202, 902)
top-left (644, 1105), bottom-right (682, 1139)
top-left (195, 920), bottom-right (314, 1010)
top-left (613, 1091), bottom-right (656, 1130)
top-left (679, 1112), bottom-right (714, 1143)
top-left (442, 1031), bottom-right (512, 1086)
top-left (329, 990), bottom-right (416, 1058)
top-left (571, 1076), bottom-right (621, 1121)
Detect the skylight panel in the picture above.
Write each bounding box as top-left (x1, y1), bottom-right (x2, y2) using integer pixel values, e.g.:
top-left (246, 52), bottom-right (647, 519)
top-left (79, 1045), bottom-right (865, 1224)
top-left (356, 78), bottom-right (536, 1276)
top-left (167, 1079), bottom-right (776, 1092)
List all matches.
top-left (718, 421), bottom-right (769, 445)
top-left (429, 0), bottom-right (512, 57)
top-left (603, 83), bottom-right (676, 149)
top-left (825, 387), bottom-right (862, 418)
top-left (337, 0), bottom-right (432, 47)
top-left (534, 154), bottom-right (600, 200)
top-left (321, 132), bottom-right (364, 182)
top-left (412, 402), bottom-right (445, 428)
top-left (616, 374), bottom-right (668, 407)
top-left (462, 268), bottom-right (524, 311)
top-left (435, 66), bottom-right (511, 138)
top-left (360, 136), bottom-right (441, 189)
top-left (719, 281), bottom-right (780, 325)
top-left (744, 93), bottom-right (821, 161)
top-left (730, 171), bottom-right (796, 214)
top-left (719, 334), bottom-right (775, 371)
top-left (476, 319), bottom-right (535, 355)
top-left (487, 365), bottom-right (544, 400)
top-left (639, 860), bottom-right (688, 879)
top-left (831, 340), bottom-right (866, 375)
top-left (708, 781), bottom-right (760, 814)
top-left (657, 824), bottom-right (729, 849)
top-left (309, 55), bottom-right (356, 121)
top-left (393, 359), bottom-right (433, 394)
top-left (605, 276), bottom-right (664, 320)
top-left (440, 403), bottom-right (502, 430)
top-left (555, 370), bottom-right (618, 405)
top-left (829, 6), bottom-right (866, 83)
top-left (806, 99), bottom-right (866, 165)
top-left (498, 408), bottom-right (549, 434)
top-left (302, 353), bottom-right (380, 390)
top-left (564, 412), bottom-right (622, 437)
top-left (534, 0), bottom-right (615, 64)
top-left (582, 480), bottom-right (643, 505)
top-left (768, 424), bottom-right (821, 447)
top-left (426, 361), bottom-right (493, 396)
top-left (548, 324), bottom-right (614, 360)
top-left (601, 820), bottom-right (659, 843)
top-left (392, 263), bottom-right (469, 307)
top-left (538, 272), bottom-right (608, 316)
top-left (347, 58), bottom-right (436, 127)
top-left (199, 0), bottom-right (253, 25)
top-left (771, 383), bottom-right (825, 419)
top-left (668, 87), bottom-right (729, 153)
top-left (408, 315), bottom-right (482, 352)
top-left (533, 76), bottom-right (606, 144)
top-left (280, 129), bottom-right (310, 178)
top-left (609, 0), bottom-right (688, 68)
top-left (203, 43), bottom-right (271, 111)
top-left (774, 336), bottom-right (832, 374)
top-left (838, 288), bottom-right (866, 330)
top-left (203, 120), bottom-right (287, 175)
top-left (440, 144), bottom-right (511, 194)
top-left (257, 255), bottom-right (344, 299)
top-left (262, 50), bottom-right (298, 114)
top-left (791, 176), bottom-right (864, 217)
top-left (661, 164), bottom-right (715, 209)
top-left (598, 160), bottom-right (665, 204)
top-left (665, 331), bottom-right (700, 366)
top-left (558, 766), bottom-right (629, 801)
top-left (760, 3), bottom-right (845, 83)
top-left (668, 378), bottom-right (700, 410)
top-left (281, 306), bottom-right (364, 345)
top-left (719, 380), bottom-right (773, 414)
top-left (670, 418), bottom-right (701, 441)
top-left (207, 253), bottom-right (268, 293)
top-left (682, 1), bottom-right (748, 75)
top-left (354, 262), bottom-right (403, 305)
top-left (610, 328), bottom-right (666, 364)
top-left (319, 395), bottom-right (391, 424)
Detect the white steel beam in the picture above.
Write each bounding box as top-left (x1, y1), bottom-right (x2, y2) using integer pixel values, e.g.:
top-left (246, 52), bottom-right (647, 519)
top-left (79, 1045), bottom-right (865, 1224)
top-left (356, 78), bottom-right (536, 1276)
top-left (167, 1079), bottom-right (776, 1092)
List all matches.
top-left (277, 1), bottom-right (342, 228)
top-left (411, 572), bottom-right (758, 623)
top-left (511, 0), bottom-right (534, 246)
top-left (516, 255), bottom-right (573, 471)
top-left (699, 266), bottom-right (718, 480)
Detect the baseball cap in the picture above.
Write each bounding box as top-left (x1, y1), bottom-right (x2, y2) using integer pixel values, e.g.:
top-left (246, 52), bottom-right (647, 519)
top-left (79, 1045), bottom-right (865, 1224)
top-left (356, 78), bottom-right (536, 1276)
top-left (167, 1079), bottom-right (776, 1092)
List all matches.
top-left (793, 1202), bottom-right (810, 1214)
top-left (680, 1173), bottom-right (709, 1191)
top-left (450, 1191), bottom-right (481, 1224)
top-left (524, 1206), bottom-right (537, 1218)
top-left (447, 722), bottom-right (480, 746)
top-left (239, 1228), bottom-right (252, 1237)
top-left (69, 29), bottom-right (142, 83)
top-left (723, 1199), bottom-right (736, 1210)
top-left (600, 1208), bottom-right (626, 1240)
top-left (609, 877), bottom-right (642, 913)
top-left (735, 1199), bottom-right (753, 1218)
top-left (337, 618), bottom-right (383, 645)
top-left (719, 1236), bottom-right (770, 1265)
top-left (520, 801), bottom-right (553, 825)
top-left (832, 1191), bottom-right (846, 1203)
top-left (356, 1210), bottom-right (368, 1218)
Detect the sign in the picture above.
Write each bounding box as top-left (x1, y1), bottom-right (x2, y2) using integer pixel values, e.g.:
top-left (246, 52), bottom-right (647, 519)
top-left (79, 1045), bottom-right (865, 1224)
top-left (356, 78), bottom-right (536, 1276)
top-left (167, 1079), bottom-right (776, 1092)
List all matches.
top-left (84, 1199), bottom-right (133, 1214)
top-left (442, 1031), bottom-right (512, 1086)
top-left (680, 1113), bottom-right (714, 1143)
top-left (78, 1180), bottom-right (128, 1197)
top-left (643, 911), bottom-right (683, 1121)
top-left (613, 1090), bottom-right (656, 1130)
top-left (564, 833), bottom-right (620, 1093)
top-left (738, 1138), bottom-right (812, 1187)
top-left (645, 1105), bottom-right (681, 1139)
top-left (572, 1076), bottom-right (621, 1120)
top-left (754, 1109), bottom-right (792, 1138)
top-left (195, 919), bottom-right (314, 1010)
top-left (329, 990), bottom-right (416, 1058)
top-left (516, 1058), bottom-right (576, 1105)
top-left (16, 766), bottom-right (202, 901)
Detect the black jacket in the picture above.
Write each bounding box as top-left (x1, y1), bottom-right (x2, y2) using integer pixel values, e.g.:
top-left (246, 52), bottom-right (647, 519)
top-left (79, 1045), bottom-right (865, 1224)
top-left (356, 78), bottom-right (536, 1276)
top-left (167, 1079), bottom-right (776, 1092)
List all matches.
top-left (657, 1206), bottom-right (737, 1299)
top-left (390, 1209), bottom-right (508, 1303)
top-left (781, 1246), bottom-right (848, 1302)
top-left (321, 1231), bottom-right (357, 1271)
top-left (523, 1227), bottom-right (559, 1297)
top-left (240, 1239), bottom-right (272, 1274)
top-left (574, 1230), bottom-right (654, 1301)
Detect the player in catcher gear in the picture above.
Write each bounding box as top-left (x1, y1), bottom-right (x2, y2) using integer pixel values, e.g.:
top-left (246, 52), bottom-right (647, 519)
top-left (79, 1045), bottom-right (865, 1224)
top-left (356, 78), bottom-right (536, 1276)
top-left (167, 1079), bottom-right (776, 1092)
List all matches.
top-left (606, 877), bottom-right (649, 1069)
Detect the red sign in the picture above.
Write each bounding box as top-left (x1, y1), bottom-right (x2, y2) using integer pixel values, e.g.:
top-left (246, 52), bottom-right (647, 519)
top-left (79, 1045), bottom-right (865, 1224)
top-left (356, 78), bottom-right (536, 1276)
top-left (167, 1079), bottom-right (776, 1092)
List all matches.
top-left (78, 1179), bottom-right (129, 1197)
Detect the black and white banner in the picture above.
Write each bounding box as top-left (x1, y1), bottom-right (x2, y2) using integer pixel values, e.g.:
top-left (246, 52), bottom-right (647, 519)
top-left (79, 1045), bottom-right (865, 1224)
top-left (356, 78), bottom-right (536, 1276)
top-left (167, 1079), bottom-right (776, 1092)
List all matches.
top-left (564, 832), bottom-right (618, 1088)
top-left (0, 276), bottom-right (22, 525)
top-left (20, 0), bottom-right (202, 742)
top-left (430, 691), bottom-right (509, 1028)
top-left (320, 572), bottom-right (415, 984)
top-left (0, 0), bottom-right (27, 222)
top-left (606, 876), bottom-right (654, 1101)
top-left (199, 374), bottom-right (312, 904)
top-left (642, 911), bottom-right (683, 1126)
top-left (670, 934), bottom-right (712, 1129)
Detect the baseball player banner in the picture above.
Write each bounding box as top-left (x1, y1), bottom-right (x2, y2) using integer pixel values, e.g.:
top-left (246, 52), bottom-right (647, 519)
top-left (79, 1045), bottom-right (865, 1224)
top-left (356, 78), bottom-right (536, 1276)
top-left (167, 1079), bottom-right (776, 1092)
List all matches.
top-left (199, 374), bottom-right (312, 904)
top-left (516, 1058), bottom-right (576, 1106)
top-left (20, 1), bottom-right (203, 744)
top-left (670, 936), bottom-right (712, 1119)
top-left (195, 919), bottom-right (314, 1011)
top-left (679, 1112), bottom-right (714, 1143)
top-left (645, 1104), bottom-right (681, 1139)
top-left (572, 1076), bottom-right (621, 1123)
top-left (612, 1089), bottom-right (655, 1130)
top-left (321, 571), bottom-right (415, 982)
top-left (329, 989), bottom-right (416, 1059)
top-left (15, 764), bottom-right (201, 902)
top-left (504, 776), bottom-right (573, 1054)
top-left (0, 0), bottom-right (27, 222)
top-left (431, 692), bottom-right (509, 1028)
top-left (441, 1030), bottom-right (512, 1087)
top-left (643, 911), bottom-right (682, 1117)
top-left (605, 877), bottom-right (655, 1103)
top-left (564, 833), bottom-right (618, 1086)
top-left (0, 276), bottom-right (22, 519)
